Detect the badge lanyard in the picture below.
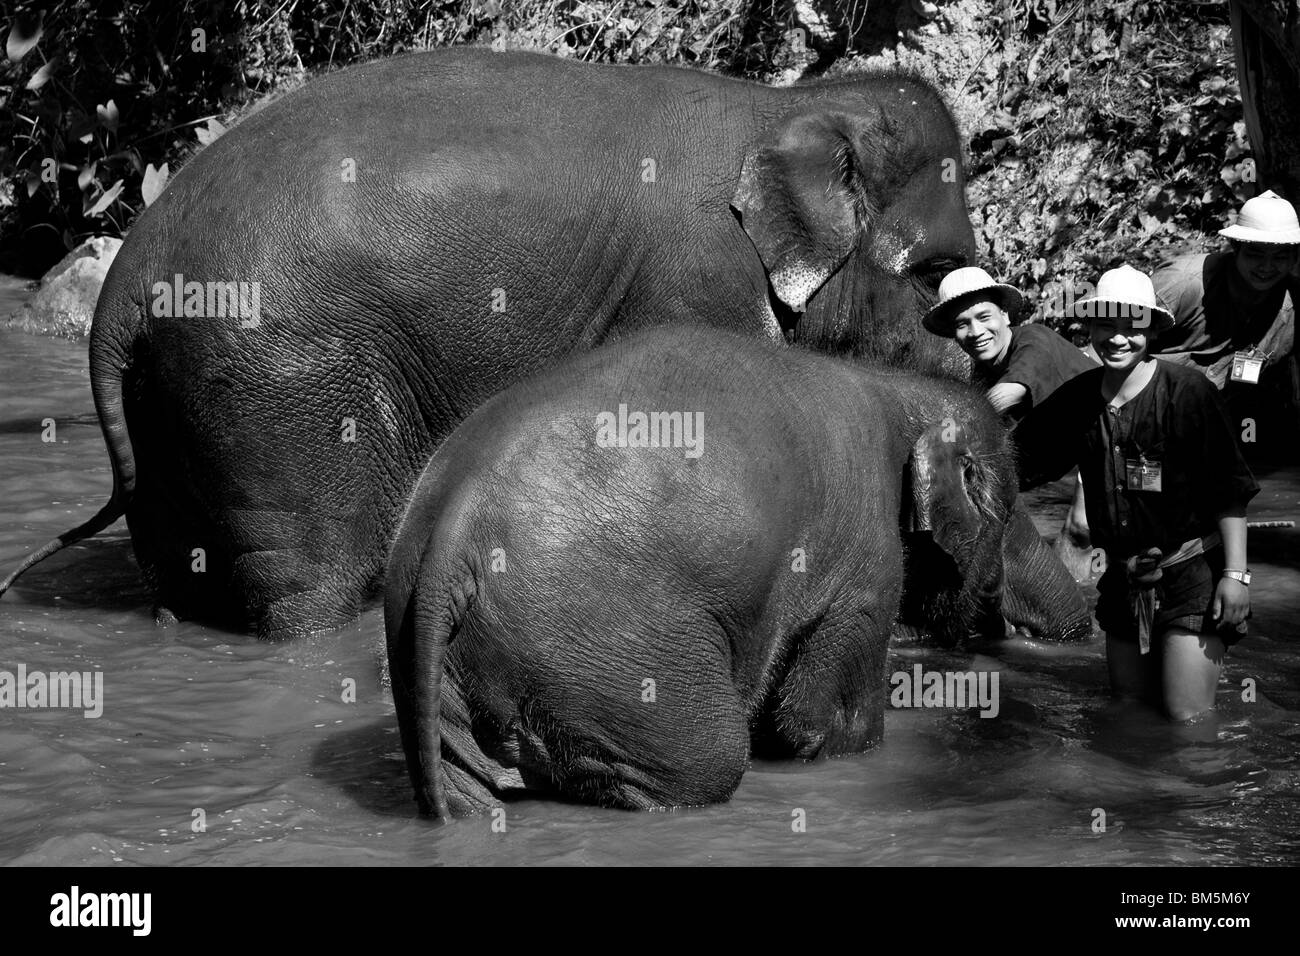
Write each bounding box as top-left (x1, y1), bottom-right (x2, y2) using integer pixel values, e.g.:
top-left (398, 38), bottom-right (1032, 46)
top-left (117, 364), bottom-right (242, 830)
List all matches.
top-left (1230, 346), bottom-right (1268, 384)
top-left (1124, 453), bottom-right (1162, 492)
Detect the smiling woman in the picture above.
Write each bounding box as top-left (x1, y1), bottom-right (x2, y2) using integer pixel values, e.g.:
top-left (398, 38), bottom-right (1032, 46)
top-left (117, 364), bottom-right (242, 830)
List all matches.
top-left (1015, 265), bottom-right (1258, 724)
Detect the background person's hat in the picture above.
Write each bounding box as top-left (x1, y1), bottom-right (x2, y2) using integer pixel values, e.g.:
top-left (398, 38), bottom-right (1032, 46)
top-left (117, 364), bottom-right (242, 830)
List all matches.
top-left (1067, 264), bottom-right (1174, 332)
top-left (1218, 189), bottom-right (1300, 245)
top-left (921, 266), bottom-right (1023, 336)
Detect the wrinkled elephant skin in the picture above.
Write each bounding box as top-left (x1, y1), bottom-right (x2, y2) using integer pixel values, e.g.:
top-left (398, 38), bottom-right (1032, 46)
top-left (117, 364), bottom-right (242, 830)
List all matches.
top-left (7, 49), bottom-right (982, 638)
top-left (385, 326), bottom-right (1017, 816)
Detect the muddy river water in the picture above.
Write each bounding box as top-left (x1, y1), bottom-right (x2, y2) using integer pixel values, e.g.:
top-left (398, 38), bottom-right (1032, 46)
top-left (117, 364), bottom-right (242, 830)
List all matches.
top-left (1, 281), bottom-right (1297, 866)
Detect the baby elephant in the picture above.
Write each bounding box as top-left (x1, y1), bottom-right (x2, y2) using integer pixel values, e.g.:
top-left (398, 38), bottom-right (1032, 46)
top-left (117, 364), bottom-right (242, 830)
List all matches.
top-left (385, 326), bottom-right (1017, 817)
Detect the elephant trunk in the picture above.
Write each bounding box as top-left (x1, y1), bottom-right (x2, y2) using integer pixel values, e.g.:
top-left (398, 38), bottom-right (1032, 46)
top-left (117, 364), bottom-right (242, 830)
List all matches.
top-left (1002, 504), bottom-right (1092, 642)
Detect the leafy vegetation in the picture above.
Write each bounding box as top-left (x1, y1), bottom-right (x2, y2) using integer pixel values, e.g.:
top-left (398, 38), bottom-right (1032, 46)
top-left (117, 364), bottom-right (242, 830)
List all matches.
top-left (839, 0), bottom-right (1259, 337)
top-left (0, 0), bottom-right (1263, 305)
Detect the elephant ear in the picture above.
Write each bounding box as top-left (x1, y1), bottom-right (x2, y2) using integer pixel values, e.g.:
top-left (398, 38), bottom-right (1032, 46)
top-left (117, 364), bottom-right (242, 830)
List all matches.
top-left (731, 111), bottom-right (867, 312)
top-left (908, 419), bottom-right (990, 575)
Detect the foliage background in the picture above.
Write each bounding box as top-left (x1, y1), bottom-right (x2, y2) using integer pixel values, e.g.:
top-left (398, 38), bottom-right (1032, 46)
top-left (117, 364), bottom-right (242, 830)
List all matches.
top-left (0, 0), bottom-right (1263, 335)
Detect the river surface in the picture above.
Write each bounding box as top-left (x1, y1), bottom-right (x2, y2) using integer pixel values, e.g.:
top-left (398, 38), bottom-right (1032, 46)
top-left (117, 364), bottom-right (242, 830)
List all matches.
top-left (1, 281), bottom-right (1298, 866)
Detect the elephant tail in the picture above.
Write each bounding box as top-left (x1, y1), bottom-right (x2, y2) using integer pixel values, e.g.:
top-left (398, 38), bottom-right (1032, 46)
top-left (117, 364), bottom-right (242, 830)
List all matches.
top-left (0, 289), bottom-right (136, 599)
top-left (389, 541), bottom-right (477, 821)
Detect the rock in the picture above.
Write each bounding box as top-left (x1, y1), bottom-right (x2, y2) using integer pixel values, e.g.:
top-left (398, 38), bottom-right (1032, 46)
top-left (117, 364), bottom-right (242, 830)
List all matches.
top-left (4, 236), bottom-right (122, 338)
top-left (791, 0), bottom-right (839, 46)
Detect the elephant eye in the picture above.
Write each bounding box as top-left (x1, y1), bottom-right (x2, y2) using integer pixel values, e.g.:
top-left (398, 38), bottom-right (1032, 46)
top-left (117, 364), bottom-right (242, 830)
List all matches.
top-left (913, 255), bottom-right (967, 288)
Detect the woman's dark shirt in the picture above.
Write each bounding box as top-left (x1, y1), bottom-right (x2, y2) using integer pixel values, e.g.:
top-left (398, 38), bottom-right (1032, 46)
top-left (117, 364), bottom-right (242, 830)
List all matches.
top-left (1014, 360), bottom-right (1259, 560)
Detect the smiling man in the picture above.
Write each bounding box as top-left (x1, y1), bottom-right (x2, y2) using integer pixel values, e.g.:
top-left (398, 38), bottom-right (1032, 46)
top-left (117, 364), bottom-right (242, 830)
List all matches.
top-left (1152, 190), bottom-right (1299, 388)
top-left (923, 266), bottom-right (1099, 586)
top-left (922, 267), bottom-right (1096, 423)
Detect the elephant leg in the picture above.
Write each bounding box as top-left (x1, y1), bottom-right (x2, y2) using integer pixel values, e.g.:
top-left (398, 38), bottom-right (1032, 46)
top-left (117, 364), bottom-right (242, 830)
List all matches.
top-left (178, 356), bottom-right (400, 638)
top-left (762, 601), bottom-right (893, 760)
top-left (124, 474), bottom-right (239, 628)
top-left (225, 510), bottom-right (374, 640)
top-left (502, 620), bottom-right (751, 810)
top-left (430, 658), bottom-right (529, 815)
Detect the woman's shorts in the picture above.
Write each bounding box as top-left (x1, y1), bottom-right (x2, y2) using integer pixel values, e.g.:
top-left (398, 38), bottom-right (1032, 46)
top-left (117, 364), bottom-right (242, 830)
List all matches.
top-left (1096, 546), bottom-right (1248, 647)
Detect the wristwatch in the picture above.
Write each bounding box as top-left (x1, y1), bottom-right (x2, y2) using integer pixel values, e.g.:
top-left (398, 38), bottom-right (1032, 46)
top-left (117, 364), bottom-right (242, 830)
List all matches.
top-left (1223, 569), bottom-right (1251, 586)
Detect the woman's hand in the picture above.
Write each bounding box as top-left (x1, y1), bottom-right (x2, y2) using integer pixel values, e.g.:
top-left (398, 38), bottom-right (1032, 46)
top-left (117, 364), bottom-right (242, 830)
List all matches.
top-left (1213, 577), bottom-right (1250, 626)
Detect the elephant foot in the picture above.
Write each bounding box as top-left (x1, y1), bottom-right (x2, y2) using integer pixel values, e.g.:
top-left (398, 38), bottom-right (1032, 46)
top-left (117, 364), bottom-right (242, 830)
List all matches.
top-left (439, 760), bottom-right (504, 816)
top-left (416, 672), bottom-right (539, 818)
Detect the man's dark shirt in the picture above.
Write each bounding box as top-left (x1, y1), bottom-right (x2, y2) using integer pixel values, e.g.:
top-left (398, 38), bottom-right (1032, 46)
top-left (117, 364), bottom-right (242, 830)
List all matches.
top-left (1014, 361), bottom-right (1259, 560)
top-left (973, 323), bottom-right (1097, 423)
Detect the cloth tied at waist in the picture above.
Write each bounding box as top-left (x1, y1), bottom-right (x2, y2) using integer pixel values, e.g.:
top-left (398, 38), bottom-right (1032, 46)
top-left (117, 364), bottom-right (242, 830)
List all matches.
top-left (1125, 532), bottom-right (1222, 654)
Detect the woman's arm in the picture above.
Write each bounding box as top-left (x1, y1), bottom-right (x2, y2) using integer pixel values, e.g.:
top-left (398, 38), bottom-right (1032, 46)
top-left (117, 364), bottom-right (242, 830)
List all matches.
top-left (1214, 506), bottom-right (1250, 626)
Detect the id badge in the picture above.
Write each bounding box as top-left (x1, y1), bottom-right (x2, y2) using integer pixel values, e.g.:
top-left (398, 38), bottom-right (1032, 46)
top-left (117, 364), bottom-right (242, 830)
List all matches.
top-left (1230, 350), bottom-right (1264, 384)
top-left (1125, 457), bottom-right (1163, 492)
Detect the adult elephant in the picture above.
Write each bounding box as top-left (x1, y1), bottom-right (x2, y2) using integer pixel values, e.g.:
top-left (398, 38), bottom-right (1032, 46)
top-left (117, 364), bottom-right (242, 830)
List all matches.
top-left (386, 326), bottom-right (1017, 816)
top-left (3, 48), bottom-right (980, 639)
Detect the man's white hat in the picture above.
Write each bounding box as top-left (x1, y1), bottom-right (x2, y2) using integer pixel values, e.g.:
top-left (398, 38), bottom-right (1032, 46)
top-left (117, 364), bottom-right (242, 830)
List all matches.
top-left (921, 266), bottom-right (1023, 337)
top-left (1067, 264), bottom-right (1174, 332)
top-left (1219, 189), bottom-right (1300, 245)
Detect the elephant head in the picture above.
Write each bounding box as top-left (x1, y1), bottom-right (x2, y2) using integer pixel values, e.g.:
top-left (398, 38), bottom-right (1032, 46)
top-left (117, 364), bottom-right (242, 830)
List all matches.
top-left (732, 80), bottom-right (976, 374)
top-left (901, 416), bottom-right (1016, 645)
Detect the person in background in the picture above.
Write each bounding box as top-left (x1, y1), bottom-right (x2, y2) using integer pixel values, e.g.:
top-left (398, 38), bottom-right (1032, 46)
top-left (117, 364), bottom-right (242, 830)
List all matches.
top-left (1015, 266), bottom-right (1257, 721)
top-left (1151, 189), bottom-right (1300, 452)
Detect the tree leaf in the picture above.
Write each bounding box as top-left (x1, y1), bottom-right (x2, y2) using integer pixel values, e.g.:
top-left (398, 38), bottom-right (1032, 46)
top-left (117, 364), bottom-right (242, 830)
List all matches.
top-left (25, 55), bottom-right (57, 90)
top-left (84, 179), bottom-right (125, 217)
top-left (141, 162), bottom-right (169, 207)
top-left (96, 99), bottom-right (120, 132)
top-left (195, 117), bottom-right (226, 145)
top-left (77, 161), bottom-right (97, 191)
top-left (6, 11), bottom-right (43, 62)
